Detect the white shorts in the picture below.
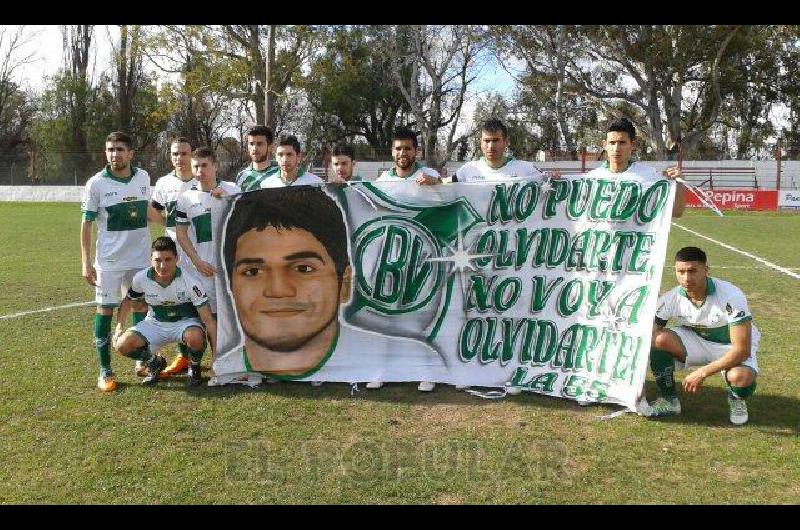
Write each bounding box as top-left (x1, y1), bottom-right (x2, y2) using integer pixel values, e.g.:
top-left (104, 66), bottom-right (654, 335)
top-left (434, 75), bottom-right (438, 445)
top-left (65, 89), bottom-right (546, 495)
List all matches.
top-left (131, 318), bottom-right (205, 356)
top-left (96, 268), bottom-right (144, 307)
top-left (670, 326), bottom-right (759, 374)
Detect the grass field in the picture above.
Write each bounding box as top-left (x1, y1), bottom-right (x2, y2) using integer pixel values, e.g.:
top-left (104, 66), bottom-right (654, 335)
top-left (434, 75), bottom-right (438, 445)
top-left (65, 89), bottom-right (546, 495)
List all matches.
top-left (0, 203), bottom-right (798, 504)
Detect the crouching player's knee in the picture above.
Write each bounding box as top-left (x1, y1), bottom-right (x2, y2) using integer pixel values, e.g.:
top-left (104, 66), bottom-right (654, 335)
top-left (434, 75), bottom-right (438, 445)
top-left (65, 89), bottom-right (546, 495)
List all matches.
top-left (182, 327), bottom-right (206, 354)
top-left (115, 331), bottom-right (147, 359)
top-left (725, 367), bottom-right (757, 399)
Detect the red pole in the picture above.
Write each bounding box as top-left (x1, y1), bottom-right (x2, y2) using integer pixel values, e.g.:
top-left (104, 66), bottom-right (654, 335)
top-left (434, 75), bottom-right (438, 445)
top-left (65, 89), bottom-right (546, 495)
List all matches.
top-left (581, 146), bottom-right (586, 173)
top-left (776, 137), bottom-right (782, 192)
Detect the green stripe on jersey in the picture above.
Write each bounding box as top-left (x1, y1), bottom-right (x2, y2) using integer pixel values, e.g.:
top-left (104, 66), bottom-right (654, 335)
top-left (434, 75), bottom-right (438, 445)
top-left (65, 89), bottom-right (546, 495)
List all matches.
top-left (191, 212), bottom-right (213, 243)
top-left (152, 302), bottom-right (199, 322)
top-left (688, 325), bottom-right (730, 344)
top-left (83, 211), bottom-right (98, 221)
top-left (105, 200), bottom-right (148, 231)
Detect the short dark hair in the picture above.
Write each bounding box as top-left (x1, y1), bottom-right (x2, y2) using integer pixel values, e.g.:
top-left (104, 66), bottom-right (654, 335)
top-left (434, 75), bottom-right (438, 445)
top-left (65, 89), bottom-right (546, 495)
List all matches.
top-left (331, 143), bottom-right (355, 160)
top-left (675, 246), bottom-right (707, 264)
top-left (192, 146), bottom-right (216, 163)
top-left (247, 125), bottom-right (274, 144)
top-left (152, 236), bottom-right (178, 255)
top-left (392, 128), bottom-right (418, 149)
top-left (224, 187), bottom-right (350, 284)
top-left (277, 135), bottom-right (302, 155)
top-left (607, 117), bottom-right (637, 141)
top-left (171, 136), bottom-right (192, 147)
top-left (106, 131), bottom-right (133, 150)
top-left (481, 119), bottom-right (508, 139)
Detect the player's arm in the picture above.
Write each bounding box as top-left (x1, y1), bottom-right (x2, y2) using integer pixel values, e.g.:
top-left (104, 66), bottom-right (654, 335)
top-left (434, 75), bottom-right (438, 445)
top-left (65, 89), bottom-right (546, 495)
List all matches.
top-left (683, 322), bottom-right (752, 394)
top-left (80, 219), bottom-right (97, 286)
top-left (148, 201), bottom-right (165, 225)
top-left (197, 304), bottom-right (217, 356)
top-left (176, 220), bottom-right (215, 277)
top-left (662, 166), bottom-right (686, 218)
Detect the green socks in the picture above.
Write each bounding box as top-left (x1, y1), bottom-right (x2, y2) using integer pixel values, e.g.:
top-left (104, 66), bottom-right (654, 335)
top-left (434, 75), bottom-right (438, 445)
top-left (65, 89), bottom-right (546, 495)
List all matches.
top-left (94, 313), bottom-right (113, 375)
top-left (178, 342), bottom-right (191, 359)
top-left (650, 348), bottom-right (677, 400)
top-left (728, 381), bottom-right (756, 399)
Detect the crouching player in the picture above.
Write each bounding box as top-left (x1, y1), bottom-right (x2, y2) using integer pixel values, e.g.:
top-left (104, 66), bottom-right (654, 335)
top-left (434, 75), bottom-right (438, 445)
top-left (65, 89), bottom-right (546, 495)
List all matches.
top-left (644, 246), bottom-right (759, 425)
top-left (112, 237), bottom-right (217, 386)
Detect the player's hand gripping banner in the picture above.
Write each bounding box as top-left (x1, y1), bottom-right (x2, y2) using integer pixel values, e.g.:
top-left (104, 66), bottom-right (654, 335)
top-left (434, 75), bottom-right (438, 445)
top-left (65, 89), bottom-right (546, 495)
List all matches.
top-left (210, 174), bottom-right (675, 410)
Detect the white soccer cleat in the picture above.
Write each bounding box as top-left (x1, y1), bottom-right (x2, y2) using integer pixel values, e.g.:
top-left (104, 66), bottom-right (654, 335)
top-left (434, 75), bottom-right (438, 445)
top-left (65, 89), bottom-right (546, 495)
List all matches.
top-left (505, 384), bottom-right (522, 396)
top-left (417, 381), bottom-right (435, 392)
top-left (642, 397), bottom-right (681, 417)
top-left (365, 381), bottom-right (383, 389)
top-left (310, 381), bottom-right (323, 387)
top-left (728, 395), bottom-right (749, 426)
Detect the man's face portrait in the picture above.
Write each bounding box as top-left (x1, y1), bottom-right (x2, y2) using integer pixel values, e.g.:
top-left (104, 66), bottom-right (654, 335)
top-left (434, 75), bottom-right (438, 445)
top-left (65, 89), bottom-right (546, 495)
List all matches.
top-left (170, 141), bottom-right (192, 173)
top-left (392, 139), bottom-right (416, 170)
top-left (331, 155), bottom-right (354, 180)
top-left (604, 131), bottom-right (635, 167)
top-left (276, 145), bottom-right (301, 175)
top-left (231, 226), bottom-right (352, 355)
top-left (247, 135), bottom-right (271, 164)
top-left (105, 141), bottom-right (134, 171)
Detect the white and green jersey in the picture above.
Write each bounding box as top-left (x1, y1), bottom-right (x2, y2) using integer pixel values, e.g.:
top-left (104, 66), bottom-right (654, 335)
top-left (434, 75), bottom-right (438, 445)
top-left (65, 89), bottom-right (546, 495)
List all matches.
top-left (259, 171), bottom-right (325, 188)
top-left (586, 160), bottom-right (661, 182)
top-left (128, 266), bottom-right (208, 324)
top-left (175, 180), bottom-right (240, 270)
top-left (454, 157), bottom-right (543, 182)
top-left (81, 166), bottom-right (152, 272)
top-left (377, 162), bottom-right (439, 182)
top-left (236, 162), bottom-right (280, 192)
top-left (655, 277), bottom-right (761, 345)
top-left (151, 171), bottom-right (198, 240)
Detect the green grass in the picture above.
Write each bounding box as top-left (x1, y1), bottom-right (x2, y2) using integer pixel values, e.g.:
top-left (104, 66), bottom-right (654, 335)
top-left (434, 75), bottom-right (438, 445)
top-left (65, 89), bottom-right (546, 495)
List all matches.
top-left (0, 203), bottom-right (798, 504)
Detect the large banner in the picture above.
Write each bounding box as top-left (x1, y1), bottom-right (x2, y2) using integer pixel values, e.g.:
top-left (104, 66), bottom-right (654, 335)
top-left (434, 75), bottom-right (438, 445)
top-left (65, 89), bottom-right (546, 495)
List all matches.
top-left (685, 188), bottom-right (777, 211)
top-left (779, 190), bottom-right (800, 209)
top-left (210, 176), bottom-right (675, 410)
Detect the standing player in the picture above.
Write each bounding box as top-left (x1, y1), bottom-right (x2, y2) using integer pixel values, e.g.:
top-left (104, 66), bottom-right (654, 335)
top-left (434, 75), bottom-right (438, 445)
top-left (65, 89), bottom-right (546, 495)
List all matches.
top-left (113, 237), bottom-right (217, 386)
top-left (80, 131), bottom-right (151, 392)
top-left (257, 135), bottom-right (324, 188)
top-left (148, 137), bottom-right (198, 378)
top-left (328, 143), bottom-right (364, 183)
top-left (376, 128), bottom-right (441, 186)
top-left (586, 117), bottom-right (686, 217)
top-left (176, 147), bottom-right (240, 326)
top-left (371, 128), bottom-right (441, 392)
top-left (644, 246), bottom-right (760, 425)
top-left (236, 125), bottom-right (280, 192)
top-left (453, 119), bottom-right (543, 183)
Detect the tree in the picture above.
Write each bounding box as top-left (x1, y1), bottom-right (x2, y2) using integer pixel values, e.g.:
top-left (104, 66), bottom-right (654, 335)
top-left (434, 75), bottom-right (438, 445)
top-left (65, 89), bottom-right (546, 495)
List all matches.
top-left (60, 25), bottom-right (94, 172)
top-left (563, 25), bottom-right (740, 158)
top-left (385, 25), bottom-right (484, 167)
top-left (302, 25), bottom-right (410, 156)
top-left (0, 26), bottom-right (37, 183)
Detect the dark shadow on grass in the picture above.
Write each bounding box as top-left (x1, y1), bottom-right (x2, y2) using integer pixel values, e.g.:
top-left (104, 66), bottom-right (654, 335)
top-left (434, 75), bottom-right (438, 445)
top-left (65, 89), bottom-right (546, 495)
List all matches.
top-left (639, 381), bottom-right (800, 434)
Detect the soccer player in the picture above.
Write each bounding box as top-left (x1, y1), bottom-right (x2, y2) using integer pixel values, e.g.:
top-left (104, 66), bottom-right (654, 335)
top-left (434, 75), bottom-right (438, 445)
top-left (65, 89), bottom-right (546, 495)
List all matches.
top-left (236, 125), bottom-right (280, 192)
top-left (175, 147), bottom-right (240, 322)
top-left (81, 131), bottom-right (151, 392)
top-left (257, 135), bottom-right (324, 188)
top-left (148, 137), bottom-right (198, 378)
top-left (586, 117), bottom-right (686, 217)
top-left (376, 128), bottom-right (441, 186)
top-left (371, 128), bottom-right (442, 391)
top-left (453, 119), bottom-right (544, 182)
top-left (328, 143), bottom-right (364, 183)
top-left (644, 246), bottom-right (760, 425)
top-left (112, 237), bottom-right (217, 386)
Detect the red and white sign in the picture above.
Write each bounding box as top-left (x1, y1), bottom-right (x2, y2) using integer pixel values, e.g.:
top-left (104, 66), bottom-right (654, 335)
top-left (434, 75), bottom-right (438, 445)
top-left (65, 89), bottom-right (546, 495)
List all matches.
top-left (685, 189), bottom-right (778, 211)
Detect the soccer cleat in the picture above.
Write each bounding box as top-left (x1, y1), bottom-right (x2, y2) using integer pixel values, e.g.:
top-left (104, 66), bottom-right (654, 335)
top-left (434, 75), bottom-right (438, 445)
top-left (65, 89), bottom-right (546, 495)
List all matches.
top-left (134, 360), bottom-right (149, 377)
top-left (728, 395), bottom-right (749, 426)
top-left (142, 356), bottom-right (167, 385)
top-left (160, 355), bottom-right (189, 379)
top-left (417, 381), bottom-right (435, 392)
top-left (97, 373), bottom-right (117, 393)
top-left (310, 381), bottom-right (323, 387)
top-left (505, 383), bottom-right (522, 396)
top-left (643, 397), bottom-right (681, 417)
top-left (186, 362), bottom-right (203, 387)
top-left (365, 381), bottom-right (384, 389)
